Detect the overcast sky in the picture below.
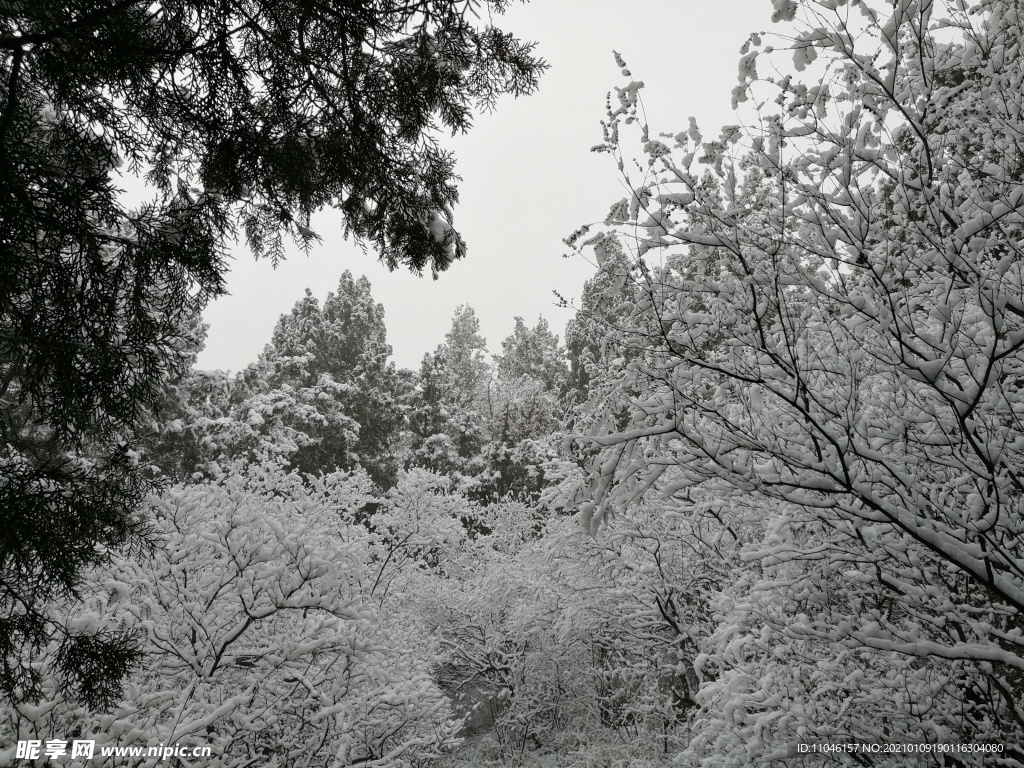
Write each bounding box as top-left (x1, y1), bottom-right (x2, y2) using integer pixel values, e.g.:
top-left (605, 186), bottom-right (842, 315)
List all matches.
top-left (194, 0), bottom-right (771, 374)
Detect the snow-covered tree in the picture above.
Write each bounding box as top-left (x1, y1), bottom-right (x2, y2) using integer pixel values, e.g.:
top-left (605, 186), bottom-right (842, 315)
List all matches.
top-left (139, 315), bottom-right (252, 482)
top-left (407, 305), bottom-right (491, 479)
top-left (233, 272), bottom-right (404, 487)
top-left (419, 488), bottom-right (732, 768)
top-left (566, 0), bottom-right (1024, 761)
top-left (428, 316), bottom-right (570, 505)
top-left (562, 236), bottom-right (641, 405)
top-left (475, 380), bottom-right (561, 504)
top-left (367, 468), bottom-right (478, 603)
top-left (495, 316), bottom-right (569, 396)
top-left (404, 307), bottom-right (574, 504)
top-left (2, 462), bottom-right (460, 767)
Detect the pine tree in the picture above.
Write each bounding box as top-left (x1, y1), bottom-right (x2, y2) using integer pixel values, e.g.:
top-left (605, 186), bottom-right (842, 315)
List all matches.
top-left (234, 272), bottom-right (403, 487)
top-left (495, 316), bottom-right (568, 396)
top-left (476, 316), bottom-right (569, 503)
top-left (563, 236), bottom-right (638, 404)
top-left (407, 305), bottom-right (490, 477)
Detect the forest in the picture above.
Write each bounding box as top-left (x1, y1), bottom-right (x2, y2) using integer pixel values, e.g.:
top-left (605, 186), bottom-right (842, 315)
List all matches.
top-left (3, 0), bottom-right (1024, 765)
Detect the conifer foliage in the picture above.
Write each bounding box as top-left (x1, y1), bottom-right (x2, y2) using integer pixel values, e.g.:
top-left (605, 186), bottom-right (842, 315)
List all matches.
top-left (234, 271), bottom-right (404, 487)
top-left (407, 305), bottom-right (491, 478)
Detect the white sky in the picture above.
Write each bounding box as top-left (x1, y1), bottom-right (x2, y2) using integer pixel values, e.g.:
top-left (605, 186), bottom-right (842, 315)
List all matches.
top-left (195, 0), bottom-right (771, 373)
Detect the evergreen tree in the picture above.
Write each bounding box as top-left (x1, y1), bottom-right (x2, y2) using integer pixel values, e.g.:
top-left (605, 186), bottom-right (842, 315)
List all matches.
top-left (407, 305), bottom-right (490, 477)
top-left (235, 272), bottom-right (403, 487)
top-left (137, 311), bottom-right (251, 482)
top-left (495, 315), bottom-right (568, 396)
top-left (439, 304), bottom-right (492, 410)
top-left (562, 236), bottom-right (638, 404)
top-left (475, 316), bottom-right (570, 503)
